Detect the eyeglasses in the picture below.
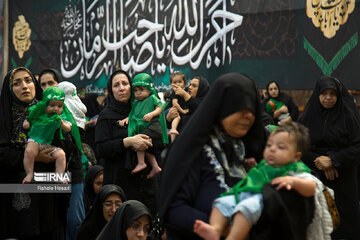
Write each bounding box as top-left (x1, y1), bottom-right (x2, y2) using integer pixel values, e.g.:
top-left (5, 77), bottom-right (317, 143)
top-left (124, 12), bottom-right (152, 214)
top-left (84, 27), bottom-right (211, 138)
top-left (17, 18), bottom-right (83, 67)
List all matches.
top-left (103, 201), bottom-right (122, 209)
top-left (129, 222), bottom-right (150, 234)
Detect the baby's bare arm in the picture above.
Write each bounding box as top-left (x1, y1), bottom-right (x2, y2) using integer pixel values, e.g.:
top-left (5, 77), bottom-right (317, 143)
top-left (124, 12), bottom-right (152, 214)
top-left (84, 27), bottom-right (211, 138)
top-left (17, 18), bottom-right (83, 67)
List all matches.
top-left (143, 106), bottom-right (163, 122)
top-left (173, 98), bottom-right (188, 114)
top-left (271, 176), bottom-right (316, 197)
top-left (61, 120), bottom-right (72, 132)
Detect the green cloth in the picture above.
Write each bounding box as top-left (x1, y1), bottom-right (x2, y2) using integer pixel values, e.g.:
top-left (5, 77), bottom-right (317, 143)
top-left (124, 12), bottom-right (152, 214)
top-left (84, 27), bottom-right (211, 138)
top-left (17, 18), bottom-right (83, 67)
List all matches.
top-left (128, 73), bottom-right (168, 144)
top-left (265, 98), bottom-right (285, 113)
top-left (221, 159), bottom-right (310, 203)
top-left (26, 87), bottom-right (83, 153)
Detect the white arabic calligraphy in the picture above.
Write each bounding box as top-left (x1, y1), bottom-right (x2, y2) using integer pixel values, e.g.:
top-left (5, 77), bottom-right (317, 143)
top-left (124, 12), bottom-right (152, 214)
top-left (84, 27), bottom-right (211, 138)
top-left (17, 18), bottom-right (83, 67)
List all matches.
top-left (60, 0), bottom-right (243, 81)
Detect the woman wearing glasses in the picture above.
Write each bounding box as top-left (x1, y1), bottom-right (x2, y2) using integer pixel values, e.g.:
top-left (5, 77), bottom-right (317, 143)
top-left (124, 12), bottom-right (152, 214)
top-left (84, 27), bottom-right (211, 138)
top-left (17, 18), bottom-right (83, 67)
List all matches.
top-left (96, 200), bottom-right (152, 240)
top-left (76, 184), bottom-right (127, 240)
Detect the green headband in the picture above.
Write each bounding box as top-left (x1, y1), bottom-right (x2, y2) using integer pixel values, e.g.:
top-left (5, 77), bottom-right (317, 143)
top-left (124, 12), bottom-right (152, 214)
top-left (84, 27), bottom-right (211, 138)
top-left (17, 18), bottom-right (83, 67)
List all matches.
top-left (42, 87), bottom-right (65, 103)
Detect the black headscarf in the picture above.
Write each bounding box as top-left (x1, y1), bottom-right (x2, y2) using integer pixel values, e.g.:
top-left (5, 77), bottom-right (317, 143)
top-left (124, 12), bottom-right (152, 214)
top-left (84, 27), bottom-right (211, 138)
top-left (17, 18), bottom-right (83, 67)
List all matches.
top-left (83, 165), bottom-right (104, 214)
top-left (39, 68), bottom-right (63, 84)
top-left (299, 76), bottom-right (360, 153)
top-left (97, 70), bottom-right (132, 121)
top-left (191, 76), bottom-right (210, 104)
top-left (76, 184), bottom-right (127, 240)
top-left (0, 67), bottom-right (43, 146)
top-left (159, 73), bottom-right (266, 219)
top-left (264, 81), bottom-right (281, 101)
top-left (96, 200), bottom-right (152, 240)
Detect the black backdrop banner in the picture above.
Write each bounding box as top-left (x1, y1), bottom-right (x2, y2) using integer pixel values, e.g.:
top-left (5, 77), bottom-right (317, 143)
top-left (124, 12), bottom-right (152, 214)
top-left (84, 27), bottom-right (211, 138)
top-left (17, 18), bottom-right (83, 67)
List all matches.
top-left (8, 0), bottom-right (360, 91)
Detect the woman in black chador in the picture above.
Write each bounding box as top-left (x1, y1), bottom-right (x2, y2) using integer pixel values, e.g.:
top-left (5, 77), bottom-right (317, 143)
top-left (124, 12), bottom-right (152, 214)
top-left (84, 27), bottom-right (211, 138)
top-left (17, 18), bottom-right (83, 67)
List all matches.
top-left (160, 73), bottom-right (267, 239)
top-left (299, 76), bottom-right (360, 239)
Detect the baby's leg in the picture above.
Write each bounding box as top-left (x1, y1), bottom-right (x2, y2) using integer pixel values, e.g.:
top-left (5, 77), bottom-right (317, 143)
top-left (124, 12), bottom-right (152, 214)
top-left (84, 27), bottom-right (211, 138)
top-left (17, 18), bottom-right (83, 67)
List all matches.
top-left (227, 193), bottom-right (263, 240)
top-left (169, 116), bottom-right (181, 142)
top-left (145, 152), bottom-right (162, 179)
top-left (51, 148), bottom-right (67, 184)
top-left (194, 207), bottom-right (229, 240)
top-left (132, 151), bottom-right (147, 174)
top-left (51, 148), bottom-right (66, 173)
top-left (226, 212), bottom-right (250, 240)
top-left (23, 142), bottom-right (39, 183)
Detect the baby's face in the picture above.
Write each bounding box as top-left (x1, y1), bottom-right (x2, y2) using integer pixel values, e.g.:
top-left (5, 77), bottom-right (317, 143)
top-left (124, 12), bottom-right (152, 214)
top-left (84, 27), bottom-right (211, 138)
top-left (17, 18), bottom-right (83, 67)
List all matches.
top-left (263, 131), bottom-right (300, 167)
top-left (133, 86), bottom-right (151, 101)
top-left (46, 99), bottom-right (64, 115)
top-left (171, 75), bottom-right (185, 88)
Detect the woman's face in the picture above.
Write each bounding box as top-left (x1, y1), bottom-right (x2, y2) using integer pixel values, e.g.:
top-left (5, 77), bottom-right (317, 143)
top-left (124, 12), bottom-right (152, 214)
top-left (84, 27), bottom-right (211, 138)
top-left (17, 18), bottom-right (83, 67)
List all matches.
top-left (268, 83), bottom-right (279, 98)
top-left (319, 88), bottom-right (337, 109)
top-left (40, 73), bottom-right (58, 90)
top-left (221, 108), bottom-right (255, 138)
top-left (188, 78), bottom-right (199, 98)
top-left (12, 70), bottom-right (36, 103)
top-left (126, 215), bottom-right (151, 240)
top-left (112, 73), bottom-right (131, 103)
top-left (102, 193), bottom-right (123, 222)
top-left (93, 173), bottom-right (103, 195)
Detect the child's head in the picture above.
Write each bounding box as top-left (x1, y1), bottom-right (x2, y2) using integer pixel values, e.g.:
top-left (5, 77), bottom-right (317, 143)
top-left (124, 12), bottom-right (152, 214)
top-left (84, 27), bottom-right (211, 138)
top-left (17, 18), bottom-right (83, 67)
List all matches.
top-left (170, 71), bottom-right (186, 88)
top-left (133, 86), bottom-right (151, 101)
top-left (42, 87), bottom-right (65, 115)
top-left (132, 73), bottom-right (157, 101)
top-left (263, 122), bottom-right (310, 167)
top-left (46, 99), bottom-right (64, 115)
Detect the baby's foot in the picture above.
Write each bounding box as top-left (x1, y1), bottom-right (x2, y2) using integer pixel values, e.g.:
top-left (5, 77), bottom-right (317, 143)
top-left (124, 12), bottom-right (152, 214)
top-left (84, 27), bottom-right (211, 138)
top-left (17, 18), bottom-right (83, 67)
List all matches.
top-left (22, 173), bottom-right (33, 184)
top-left (193, 220), bottom-right (220, 240)
top-left (168, 129), bottom-right (179, 136)
top-left (146, 166), bottom-right (162, 179)
top-left (132, 162), bottom-right (147, 174)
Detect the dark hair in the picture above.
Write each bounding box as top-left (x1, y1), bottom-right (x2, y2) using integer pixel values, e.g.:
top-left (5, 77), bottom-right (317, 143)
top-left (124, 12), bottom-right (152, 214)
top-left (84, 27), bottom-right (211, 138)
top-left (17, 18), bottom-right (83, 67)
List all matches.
top-left (170, 71), bottom-right (186, 85)
top-left (266, 81), bottom-right (280, 94)
top-left (271, 121), bottom-right (310, 154)
top-left (39, 69), bottom-right (63, 85)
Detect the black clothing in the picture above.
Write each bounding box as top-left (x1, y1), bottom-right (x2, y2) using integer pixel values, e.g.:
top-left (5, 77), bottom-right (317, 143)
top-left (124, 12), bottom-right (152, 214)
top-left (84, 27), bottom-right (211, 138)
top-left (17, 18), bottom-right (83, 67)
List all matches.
top-left (95, 70), bottom-right (159, 214)
top-left (299, 76), bottom-right (360, 239)
top-left (167, 91), bottom-right (187, 110)
top-left (263, 81), bottom-right (299, 123)
top-left (251, 184), bottom-right (314, 240)
top-left (83, 165), bottom-right (103, 214)
top-left (160, 73), bottom-right (266, 237)
top-left (76, 184), bottom-right (127, 240)
top-left (96, 200), bottom-right (152, 240)
top-left (0, 68), bottom-right (67, 240)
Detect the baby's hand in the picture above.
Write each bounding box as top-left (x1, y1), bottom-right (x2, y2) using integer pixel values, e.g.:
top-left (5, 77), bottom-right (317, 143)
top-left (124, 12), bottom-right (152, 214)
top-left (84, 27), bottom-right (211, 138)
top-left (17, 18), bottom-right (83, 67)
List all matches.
top-left (143, 113), bottom-right (153, 122)
top-left (23, 119), bottom-right (30, 129)
top-left (271, 176), bottom-right (294, 191)
top-left (118, 117), bottom-right (129, 127)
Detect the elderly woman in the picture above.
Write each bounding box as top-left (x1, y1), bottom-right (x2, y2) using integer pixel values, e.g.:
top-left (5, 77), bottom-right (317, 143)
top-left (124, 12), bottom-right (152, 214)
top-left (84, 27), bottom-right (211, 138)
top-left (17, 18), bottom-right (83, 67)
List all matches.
top-left (76, 184), bottom-right (127, 240)
top-left (262, 81), bottom-right (299, 125)
top-left (96, 200), bottom-right (152, 240)
top-left (299, 76), bottom-right (360, 239)
top-left (0, 67), bottom-right (67, 239)
top-left (160, 73), bottom-right (267, 239)
top-left (95, 70), bottom-right (157, 212)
